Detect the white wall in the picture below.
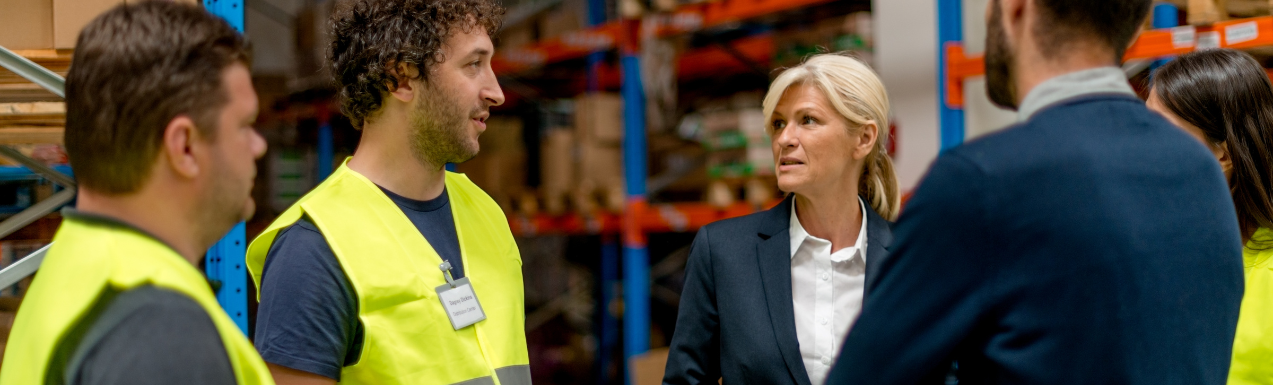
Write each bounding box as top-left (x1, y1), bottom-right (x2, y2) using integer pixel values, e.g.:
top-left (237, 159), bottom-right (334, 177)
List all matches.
top-left (873, 0), bottom-right (939, 192)
top-left (961, 0), bottom-right (1016, 140)
top-left (873, 0), bottom-right (1016, 192)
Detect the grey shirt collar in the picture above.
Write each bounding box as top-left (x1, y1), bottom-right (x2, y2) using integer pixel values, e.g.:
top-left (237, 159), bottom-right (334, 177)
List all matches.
top-left (1016, 67), bottom-right (1136, 122)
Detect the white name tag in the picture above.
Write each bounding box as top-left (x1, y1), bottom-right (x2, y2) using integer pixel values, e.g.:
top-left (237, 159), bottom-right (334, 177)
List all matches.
top-left (436, 277), bottom-right (487, 330)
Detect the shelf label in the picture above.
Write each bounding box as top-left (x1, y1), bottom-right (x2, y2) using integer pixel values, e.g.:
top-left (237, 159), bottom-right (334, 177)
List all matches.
top-left (1225, 21), bottom-right (1259, 45)
top-left (1198, 31), bottom-right (1222, 50)
top-left (1171, 26), bottom-right (1196, 49)
top-left (562, 31), bottom-right (615, 50)
top-left (658, 205), bottom-right (688, 232)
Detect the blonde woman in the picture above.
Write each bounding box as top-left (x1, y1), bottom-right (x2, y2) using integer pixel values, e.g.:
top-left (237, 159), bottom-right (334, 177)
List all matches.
top-left (663, 54), bottom-right (899, 385)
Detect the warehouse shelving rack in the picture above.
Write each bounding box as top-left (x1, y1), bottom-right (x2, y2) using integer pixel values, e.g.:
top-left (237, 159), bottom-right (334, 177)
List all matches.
top-left (938, 0), bottom-right (1273, 151)
top-left (0, 0), bottom-right (252, 335)
top-left (0, 46), bottom-right (79, 292)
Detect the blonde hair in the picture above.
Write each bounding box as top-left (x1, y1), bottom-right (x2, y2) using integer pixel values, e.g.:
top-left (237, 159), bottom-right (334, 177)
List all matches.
top-left (762, 53), bottom-right (900, 221)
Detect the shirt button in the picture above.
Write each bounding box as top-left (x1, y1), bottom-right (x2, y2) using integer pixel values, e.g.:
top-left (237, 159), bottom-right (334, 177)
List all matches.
top-left (821, 357), bottom-right (832, 366)
top-left (819, 317), bottom-right (828, 325)
top-left (820, 272), bottom-right (830, 281)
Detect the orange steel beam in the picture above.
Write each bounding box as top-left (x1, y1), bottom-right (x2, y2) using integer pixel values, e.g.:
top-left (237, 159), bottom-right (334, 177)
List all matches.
top-left (944, 16), bottom-right (1273, 108)
top-left (652, 0), bottom-right (836, 36)
top-left (677, 34), bottom-right (775, 79)
top-left (492, 22), bottom-right (629, 74)
top-left (493, 0), bottom-right (834, 73)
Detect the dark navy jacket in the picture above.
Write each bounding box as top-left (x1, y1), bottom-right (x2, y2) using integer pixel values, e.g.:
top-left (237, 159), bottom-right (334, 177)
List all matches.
top-left (664, 195), bottom-right (893, 385)
top-left (827, 95), bottom-right (1245, 384)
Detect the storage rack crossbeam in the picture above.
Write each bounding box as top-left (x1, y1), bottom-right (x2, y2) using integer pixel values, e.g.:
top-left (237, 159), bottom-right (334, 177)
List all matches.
top-left (940, 1), bottom-right (1273, 150)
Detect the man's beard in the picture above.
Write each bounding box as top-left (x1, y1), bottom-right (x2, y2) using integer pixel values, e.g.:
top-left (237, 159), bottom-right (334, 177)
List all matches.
top-left (985, 0), bottom-right (1019, 110)
top-left (408, 83), bottom-right (480, 169)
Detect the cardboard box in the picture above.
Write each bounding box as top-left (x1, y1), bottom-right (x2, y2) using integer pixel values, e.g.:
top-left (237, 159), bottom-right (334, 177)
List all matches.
top-left (0, 0), bottom-right (54, 50)
top-left (629, 348), bottom-right (670, 385)
top-left (577, 142), bottom-right (623, 188)
top-left (701, 109), bottom-right (738, 134)
top-left (738, 108), bottom-right (766, 139)
top-left (456, 150), bottom-right (525, 209)
top-left (481, 116), bottom-right (524, 153)
top-left (539, 4), bottom-right (582, 40)
top-left (575, 93), bottom-right (623, 144)
top-left (540, 129), bottom-right (575, 194)
top-left (1188, 0), bottom-right (1227, 25)
top-left (498, 22), bottom-right (535, 49)
top-left (53, 0), bottom-right (124, 48)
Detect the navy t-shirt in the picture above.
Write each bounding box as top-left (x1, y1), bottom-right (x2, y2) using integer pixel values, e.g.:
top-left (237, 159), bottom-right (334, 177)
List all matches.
top-left (254, 186), bottom-right (462, 380)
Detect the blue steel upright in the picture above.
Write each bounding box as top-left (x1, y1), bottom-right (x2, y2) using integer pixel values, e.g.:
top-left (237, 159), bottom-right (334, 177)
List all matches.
top-left (204, 0), bottom-right (250, 335)
top-left (1151, 3), bottom-right (1180, 72)
top-left (583, 0), bottom-right (620, 381)
top-left (620, 50), bottom-right (650, 381)
top-left (937, 0), bottom-right (965, 152)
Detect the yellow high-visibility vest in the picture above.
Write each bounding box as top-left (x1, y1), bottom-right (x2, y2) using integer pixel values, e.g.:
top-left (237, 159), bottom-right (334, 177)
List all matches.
top-left (0, 213), bottom-right (273, 385)
top-left (1229, 227), bottom-right (1273, 385)
top-left (248, 160), bottom-right (530, 385)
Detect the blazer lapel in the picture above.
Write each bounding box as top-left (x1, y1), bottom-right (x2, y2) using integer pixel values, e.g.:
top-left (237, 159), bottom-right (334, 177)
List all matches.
top-left (755, 196), bottom-right (813, 385)
top-left (862, 206), bottom-right (894, 298)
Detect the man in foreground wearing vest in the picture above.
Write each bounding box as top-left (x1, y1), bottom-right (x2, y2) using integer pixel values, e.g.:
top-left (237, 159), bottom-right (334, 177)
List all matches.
top-left (246, 0), bottom-right (527, 384)
top-left (0, 2), bottom-right (273, 384)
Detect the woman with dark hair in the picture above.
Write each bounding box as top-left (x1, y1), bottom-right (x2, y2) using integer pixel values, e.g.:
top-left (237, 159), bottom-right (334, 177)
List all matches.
top-left (1147, 48), bottom-right (1273, 385)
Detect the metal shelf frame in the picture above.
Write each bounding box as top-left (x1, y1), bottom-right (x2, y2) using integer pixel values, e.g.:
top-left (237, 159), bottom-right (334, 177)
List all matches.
top-left (0, 45), bottom-right (76, 292)
top-left (934, 1), bottom-right (1273, 150)
top-left (0, 1), bottom-right (253, 336)
top-left (203, 0), bottom-right (250, 335)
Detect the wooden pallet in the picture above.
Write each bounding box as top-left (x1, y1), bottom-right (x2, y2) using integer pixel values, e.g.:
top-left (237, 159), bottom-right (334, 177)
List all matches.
top-left (0, 102), bottom-right (63, 145)
top-left (0, 49), bottom-right (69, 145)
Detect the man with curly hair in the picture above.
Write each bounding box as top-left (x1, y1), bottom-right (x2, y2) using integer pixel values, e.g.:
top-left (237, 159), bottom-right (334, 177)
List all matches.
top-left (245, 0), bottom-right (527, 384)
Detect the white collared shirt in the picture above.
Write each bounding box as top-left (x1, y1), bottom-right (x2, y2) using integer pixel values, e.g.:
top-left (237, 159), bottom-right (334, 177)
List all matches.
top-left (789, 197), bottom-right (868, 385)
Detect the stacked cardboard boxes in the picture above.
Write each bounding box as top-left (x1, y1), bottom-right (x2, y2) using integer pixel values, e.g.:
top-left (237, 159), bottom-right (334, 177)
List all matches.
top-left (0, 0), bottom-right (196, 51)
top-left (694, 92), bottom-right (779, 208)
top-left (539, 128), bottom-right (574, 215)
top-left (456, 117), bottom-right (528, 212)
top-left (572, 93), bottom-right (625, 214)
top-left (1182, 0), bottom-right (1273, 24)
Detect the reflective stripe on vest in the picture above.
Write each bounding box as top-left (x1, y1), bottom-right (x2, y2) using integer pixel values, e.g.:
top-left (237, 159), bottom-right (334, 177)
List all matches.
top-left (449, 365), bottom-right (532, 385)
top-left (248, 160), bottom-right (530, 385)
top-left (0, 216), bottom-right (274, 385)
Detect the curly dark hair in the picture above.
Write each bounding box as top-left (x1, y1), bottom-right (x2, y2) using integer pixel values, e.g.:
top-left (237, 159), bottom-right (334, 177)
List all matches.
top-left (329, 0), bottom-right (504, 128)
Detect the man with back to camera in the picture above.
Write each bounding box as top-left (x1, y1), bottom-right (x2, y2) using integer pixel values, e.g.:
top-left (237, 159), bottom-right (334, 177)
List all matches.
top-left (245, 0), bottom-right (530, 384)
top-left (827, 0), bottom-right (1244, 383)
top-left (0, 2), bottom-right (274, 384)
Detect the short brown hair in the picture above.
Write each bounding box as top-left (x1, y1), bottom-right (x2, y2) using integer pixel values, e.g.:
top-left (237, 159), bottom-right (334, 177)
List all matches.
top-left (1031, 0), bottom-right (1152, 61)
top-left (329, 0), bottom-right (504, 128)
top-left (64, 1), bottom-right (250, 194)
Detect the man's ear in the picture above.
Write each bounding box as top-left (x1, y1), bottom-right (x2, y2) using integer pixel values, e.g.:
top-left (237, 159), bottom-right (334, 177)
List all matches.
top-left (387, 62), bottom-right (420, 104)
top-left (1000, 0), bottom-right (1029, 46)
top-left (162, 115), bottom-right (201, 179)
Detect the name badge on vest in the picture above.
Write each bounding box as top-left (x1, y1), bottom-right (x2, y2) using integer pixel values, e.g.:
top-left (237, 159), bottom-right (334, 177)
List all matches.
top-left (436, 261), bottom-right (486, 330)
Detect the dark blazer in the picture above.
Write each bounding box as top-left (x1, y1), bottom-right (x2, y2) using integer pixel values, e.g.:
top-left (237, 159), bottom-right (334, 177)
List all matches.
top-left (664, 195), bottom-right (893, 385)
top-left (827, 95), bottom-right (1245, 384)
